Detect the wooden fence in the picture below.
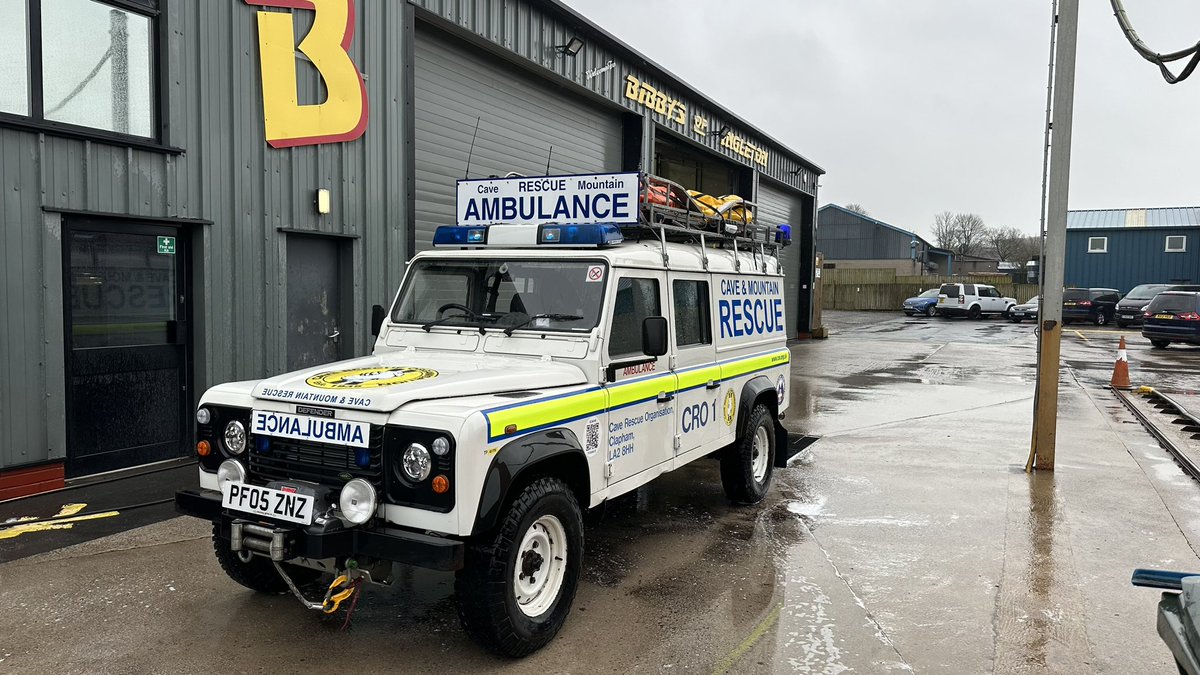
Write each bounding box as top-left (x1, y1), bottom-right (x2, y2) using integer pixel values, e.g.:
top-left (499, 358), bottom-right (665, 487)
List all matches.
top-left (818, 268), bottom-right (1038, 311)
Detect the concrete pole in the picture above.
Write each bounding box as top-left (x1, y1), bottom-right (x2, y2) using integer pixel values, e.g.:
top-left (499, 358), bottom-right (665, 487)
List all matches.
top-left (1028, 0), bottom-right (1078, 472)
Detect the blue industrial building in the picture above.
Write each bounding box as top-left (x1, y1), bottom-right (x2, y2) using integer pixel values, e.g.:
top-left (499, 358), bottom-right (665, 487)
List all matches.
top-left (817, 205), bottom-right (954, 276)
top-left (1066, 207), bottom-right (1200, 292)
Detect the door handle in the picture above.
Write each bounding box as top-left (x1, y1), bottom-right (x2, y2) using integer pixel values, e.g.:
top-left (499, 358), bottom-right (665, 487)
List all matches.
top-left (327, 328), bottom-right (340, 341)
top-left (705, 379), bottom-right (721, 390)
top-left (657, 391), bottom-right (674, 403)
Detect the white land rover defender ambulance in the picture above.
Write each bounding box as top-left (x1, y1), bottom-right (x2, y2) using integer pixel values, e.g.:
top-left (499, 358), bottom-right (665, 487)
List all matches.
top-left (175, 172), bottom-right (799, 656)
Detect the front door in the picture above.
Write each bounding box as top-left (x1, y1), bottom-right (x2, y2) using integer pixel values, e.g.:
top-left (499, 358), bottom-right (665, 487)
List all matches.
top-left (286, 236), bottom-right (344, 371)
top-left (66, 222), bottom-right (190, 477)
top-left (603, 271), bottom-right (676, 487)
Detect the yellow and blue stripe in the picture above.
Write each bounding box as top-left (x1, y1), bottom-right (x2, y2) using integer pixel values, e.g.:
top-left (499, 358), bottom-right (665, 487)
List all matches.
top-left (482, 349), bottom-right (789, 442)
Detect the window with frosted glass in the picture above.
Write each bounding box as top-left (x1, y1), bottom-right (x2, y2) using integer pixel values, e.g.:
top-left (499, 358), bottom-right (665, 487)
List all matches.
top-left (0, 2), bottom-right (29, 115)
top-left (41, 0), bottom-right (154, 136)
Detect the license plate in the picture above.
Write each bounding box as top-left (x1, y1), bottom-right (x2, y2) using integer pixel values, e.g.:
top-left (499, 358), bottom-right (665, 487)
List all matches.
top-left (251, 410), bottom-right (370, 448)
top-left (1156, 314), bottom-right (1175, 319)
top-left (938, 299), bottom-right (945, 304)
top-left (1064, 302), bottom-right (1076, 306)
top-left (222, 482), bottom-right (314, 525)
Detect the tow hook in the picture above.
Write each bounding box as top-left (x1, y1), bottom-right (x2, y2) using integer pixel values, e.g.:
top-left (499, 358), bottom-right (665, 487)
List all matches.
top-left (272, 558), bottom-right (364, 616)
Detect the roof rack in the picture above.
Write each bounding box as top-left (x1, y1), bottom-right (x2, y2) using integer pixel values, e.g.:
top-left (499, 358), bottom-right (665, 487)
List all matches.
top-left (625, 173), bottom-right (790, 272)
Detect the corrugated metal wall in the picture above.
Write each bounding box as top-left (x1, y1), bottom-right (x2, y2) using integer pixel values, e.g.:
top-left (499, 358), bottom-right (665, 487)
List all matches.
top-left (1065, 228), bottom-right (1200, 292)
top-left (412, 26), bottom-right (623, 249)
top-left (816, 208), bottom-right (916, 261)
top-left (756, 180), bottom-right (804, 339)
top-left (0, 2), bottom-right (411, 471)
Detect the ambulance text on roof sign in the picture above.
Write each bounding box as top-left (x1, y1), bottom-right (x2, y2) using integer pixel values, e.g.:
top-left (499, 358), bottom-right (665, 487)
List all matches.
top-left (456, 172), bottom-right (639, 226)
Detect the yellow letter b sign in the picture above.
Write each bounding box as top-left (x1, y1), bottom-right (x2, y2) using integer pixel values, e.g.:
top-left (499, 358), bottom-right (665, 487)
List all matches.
top-left (248, 0), bottom-right (368, 148)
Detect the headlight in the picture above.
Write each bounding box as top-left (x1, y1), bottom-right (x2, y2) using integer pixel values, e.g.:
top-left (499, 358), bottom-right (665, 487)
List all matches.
top-left (224, 420), bottom-right (247, 455)
top-left (402, 443), bottom-right (431, 481)
top-left (196, 407), bottom-right (211, 424)
top-left (217, 459), bottom-right (246, 491)
top-left (431, 436), bottom-right (451, 456)
top-left (339, 478), bottom-right (378, 525)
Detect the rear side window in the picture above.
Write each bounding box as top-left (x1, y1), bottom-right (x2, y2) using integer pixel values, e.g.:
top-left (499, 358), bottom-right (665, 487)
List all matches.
top-left (940, 284), bottom-right (959, 298)
top-left (1148, 294), bottom-right (1200, 314)
top-left (609, 278), bottom-right (661, 358)
top-left (673, 279), bottom-right (711, 347)
top-left (963, 284), bottom-right (976, 295)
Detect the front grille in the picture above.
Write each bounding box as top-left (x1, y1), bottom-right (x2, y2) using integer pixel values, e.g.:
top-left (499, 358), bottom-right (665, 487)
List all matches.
top-left (248, 426), bottom-right (384, 489)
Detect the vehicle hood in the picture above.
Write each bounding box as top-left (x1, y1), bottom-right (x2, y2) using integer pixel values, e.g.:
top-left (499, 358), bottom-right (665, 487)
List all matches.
top-left (1014, 303), bottom-right (1038, 310)
top-left (904, 296), bottom-right (933, 304)
top-left (251, 352), bottom-right (587, 413)
top-left (1118, 298), bottom-right (1151, 309)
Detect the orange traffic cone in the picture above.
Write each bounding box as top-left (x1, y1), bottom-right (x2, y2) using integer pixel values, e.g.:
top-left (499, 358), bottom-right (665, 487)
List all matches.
top-left (1110, 336), bottom-right (1132, 390)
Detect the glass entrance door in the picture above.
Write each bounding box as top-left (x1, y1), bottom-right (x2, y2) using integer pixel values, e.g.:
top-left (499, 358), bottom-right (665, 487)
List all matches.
top-left (66, 222), bottom-right (190, 477)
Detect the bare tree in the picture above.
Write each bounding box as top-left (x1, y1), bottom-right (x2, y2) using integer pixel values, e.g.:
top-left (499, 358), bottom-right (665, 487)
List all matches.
top-left (986, 226), bottom-right (1034, 263)
top-left (844, 203), bottom-right (869, 216)
top-left (931, 212), bottom-right (988, 256)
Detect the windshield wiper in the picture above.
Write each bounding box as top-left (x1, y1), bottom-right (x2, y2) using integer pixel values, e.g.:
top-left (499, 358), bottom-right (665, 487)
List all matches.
top-left (503, 313), bottom-right (584, 337)
top-left (421, 310), bottom-right (486, 332)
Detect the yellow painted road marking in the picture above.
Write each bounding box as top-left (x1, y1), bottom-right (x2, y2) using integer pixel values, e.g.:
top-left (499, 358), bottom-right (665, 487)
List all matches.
top-left (1072, 330), bottom-right (1089, 343)
top-left (711, 602), bottom-right (783, 675)
top-left (0, 504), bottom-right (119, 540)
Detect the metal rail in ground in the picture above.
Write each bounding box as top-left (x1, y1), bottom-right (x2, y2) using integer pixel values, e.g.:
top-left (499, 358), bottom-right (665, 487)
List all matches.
top-left (1114, 387), bottom-right (1200, 481)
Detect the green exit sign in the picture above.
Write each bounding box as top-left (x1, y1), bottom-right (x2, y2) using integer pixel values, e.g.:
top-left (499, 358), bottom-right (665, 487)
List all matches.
top-left (157, 236), bottom-right (176, 255)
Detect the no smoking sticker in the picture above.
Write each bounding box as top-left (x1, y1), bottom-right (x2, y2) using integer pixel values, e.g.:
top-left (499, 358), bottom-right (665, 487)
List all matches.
top-left (586, 265), bottom-right (605, 282)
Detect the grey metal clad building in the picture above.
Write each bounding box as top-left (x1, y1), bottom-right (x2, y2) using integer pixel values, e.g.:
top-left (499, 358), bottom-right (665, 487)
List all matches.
top-left (816, 205), bottom-right (952, 275)
top-left (1065, 207), bottom-right (1200, 292)
top-left (0, 0), bottom-right (822, 497)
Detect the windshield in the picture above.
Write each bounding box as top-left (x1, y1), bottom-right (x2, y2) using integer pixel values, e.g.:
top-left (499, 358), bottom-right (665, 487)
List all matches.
top-left (918, 289), bottom-right (939, 298)
top-left (1024, 296), bottom-right (1039, 305)
top-left (1147, 293), bottom-right (1200, 314)
top-left (391, 258), bottom-right (606, 333)
top-left (1125, 284), bottom-right (1172, 301)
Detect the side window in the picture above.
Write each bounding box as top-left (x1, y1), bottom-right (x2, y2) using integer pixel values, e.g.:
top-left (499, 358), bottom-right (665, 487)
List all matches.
top-left (608, 278), bottom-right (661, 358)
top-left (673, 279), bottom-right (711, 347)
top-left (1088, 237), bottom-right (1108, 253)
top-left (963, 284), bottom-right (976, 296)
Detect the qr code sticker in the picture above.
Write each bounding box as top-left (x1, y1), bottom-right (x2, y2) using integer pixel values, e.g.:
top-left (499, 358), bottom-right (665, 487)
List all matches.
top-left (585, 417), bottom-right (600, 456)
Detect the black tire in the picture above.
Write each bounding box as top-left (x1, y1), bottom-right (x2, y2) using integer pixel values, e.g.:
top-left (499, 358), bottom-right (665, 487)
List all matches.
top-left (967, 305), bottom-right (981, 320)
top-left (455, 477), bottom-right (584, 657)
top-left (1094, 312), bottom-right (1108, 326)
top-left (1151, 339), bottom-right (1171, 349)
top-left (720, 403), bottom-right (776, 505)
top-left (211, 523), bottom-right (321, 594)
top-left (925, 304), bottom-right (937, 318)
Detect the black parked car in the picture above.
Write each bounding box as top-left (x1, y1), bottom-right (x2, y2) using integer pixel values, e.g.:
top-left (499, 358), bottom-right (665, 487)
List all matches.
top-left (1062, 287), bottom-right (1121, 326)
top-left (1142, 291), bottom-right (1200, 348)
top-left (1116, 284), bottom-right (1200, 327)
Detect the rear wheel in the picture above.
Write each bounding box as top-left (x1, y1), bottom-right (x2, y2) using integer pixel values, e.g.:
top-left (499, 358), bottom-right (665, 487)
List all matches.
top-left (211, 524), bottom-right (320, 594)
top-left (456, 477), bottom-right (583, 657)
top-left (1095, 312), bottom-right (1108, 326)
top-left (721, 403), bottom-right (776, 505)
top-left (967, 305), bottom-right (981, 320)
top-left (1151, 339), bottom-right (1171, 349)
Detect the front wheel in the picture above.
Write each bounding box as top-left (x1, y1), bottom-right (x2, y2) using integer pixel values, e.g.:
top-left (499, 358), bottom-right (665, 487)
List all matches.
top-left (721, 403), bottom-right (776, 504)
top-left (1151, 339), bottom-right (1171, 349)
top-left (925, 305), bottom-right (937, 318)
top-left (455, 477), bottom-right (583, 657)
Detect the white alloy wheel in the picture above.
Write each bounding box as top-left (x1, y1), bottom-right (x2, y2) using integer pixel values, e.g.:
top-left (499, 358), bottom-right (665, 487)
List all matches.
top-left (514, 514), bottom-right (568, 617)
top-left (751, 425), bottom-right (771, 482)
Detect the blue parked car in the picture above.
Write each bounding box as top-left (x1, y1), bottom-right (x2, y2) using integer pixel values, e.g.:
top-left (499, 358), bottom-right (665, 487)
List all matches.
top-left (903, 288), bottom-right (940, 317)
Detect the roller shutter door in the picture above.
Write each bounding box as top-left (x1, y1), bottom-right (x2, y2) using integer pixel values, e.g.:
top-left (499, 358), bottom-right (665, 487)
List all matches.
top-left (414, 29), bottom-right (624, 250)
top-left (756, 180), bottom-right (805, 338)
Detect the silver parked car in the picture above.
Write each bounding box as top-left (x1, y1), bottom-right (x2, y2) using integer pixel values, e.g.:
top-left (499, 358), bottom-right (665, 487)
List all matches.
top-left (1008, 296), bottom-right (1039, 323)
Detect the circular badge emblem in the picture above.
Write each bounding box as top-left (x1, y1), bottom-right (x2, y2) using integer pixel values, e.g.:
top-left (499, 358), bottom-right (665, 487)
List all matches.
top-left (722, 389), bottom-right (737, 426)
top-left (305, 367), bottom-right (438, 389)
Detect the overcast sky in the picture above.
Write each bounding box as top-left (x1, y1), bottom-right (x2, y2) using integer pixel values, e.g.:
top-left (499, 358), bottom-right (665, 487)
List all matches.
top-left (563, 0), bottom-right (1200, 239)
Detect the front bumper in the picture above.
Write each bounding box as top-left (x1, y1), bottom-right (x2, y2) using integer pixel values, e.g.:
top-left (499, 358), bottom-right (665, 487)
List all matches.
top-left (175, 488), bottom-right (464, 571)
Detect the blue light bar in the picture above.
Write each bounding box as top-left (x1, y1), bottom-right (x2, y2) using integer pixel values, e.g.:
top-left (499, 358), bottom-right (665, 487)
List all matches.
top-left (537, 223), bottom-right (624, 247)
top-left (776, 224), bottom-right (793, 246)
top-left (433, 226), bottom-right (488, 246)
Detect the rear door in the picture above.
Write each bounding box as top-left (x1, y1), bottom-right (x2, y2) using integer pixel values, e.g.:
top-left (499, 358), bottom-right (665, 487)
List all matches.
top-left (669, 273), bottom-right (723, 465)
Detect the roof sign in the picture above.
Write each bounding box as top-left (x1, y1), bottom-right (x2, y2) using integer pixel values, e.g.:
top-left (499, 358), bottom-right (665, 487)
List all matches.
top-left (456, 172), bottom-right (639, 226)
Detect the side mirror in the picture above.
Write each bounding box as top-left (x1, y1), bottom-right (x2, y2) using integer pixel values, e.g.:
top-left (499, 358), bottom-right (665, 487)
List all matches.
top-left (642, 316), bottom-right (668, 357)
top-left (370, 304), bottom-right (386, 337)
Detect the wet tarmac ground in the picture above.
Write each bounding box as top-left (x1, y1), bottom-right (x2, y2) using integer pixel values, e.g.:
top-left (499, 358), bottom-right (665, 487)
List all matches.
top-left (2, 311), bottom-right (1199, 673)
